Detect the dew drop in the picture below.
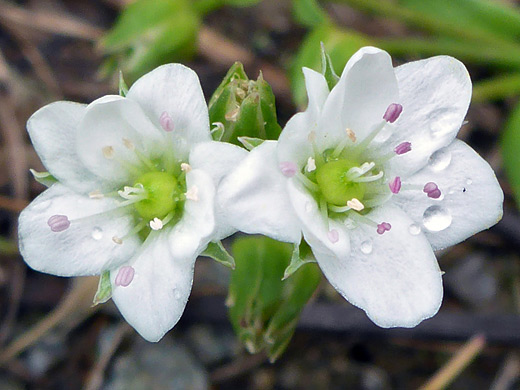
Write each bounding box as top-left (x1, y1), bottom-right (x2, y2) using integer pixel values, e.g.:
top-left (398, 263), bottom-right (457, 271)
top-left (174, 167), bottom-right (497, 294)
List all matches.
top-left (91, 227), bottom-right (103, 240)
top-left (429, 109), bottom-right (459, 139)
top-left (408, 223), bottom-right (421, 235)
top-left (428, 148), bottom-right (451, 171)
top-left (360, 240), bottom-right (373, 255)
top-left (422, 206), bottom-right (452, 232)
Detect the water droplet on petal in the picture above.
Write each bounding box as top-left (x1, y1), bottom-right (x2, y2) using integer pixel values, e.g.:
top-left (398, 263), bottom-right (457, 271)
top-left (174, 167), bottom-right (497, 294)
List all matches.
top-left (408, 223), bottom-right (421, 235)
top-left (91, 227), bottom-right (103, 240)
top-left (422, 206), bottom-right (452, 232)
top-left (428, 148), bottom-right (451, 171)
top-left (374, 126), bottom-right (393, 143)
top-left (429, 108), bottom-right (459, 139)
top-left (360, 240), bottom-right (373, 254)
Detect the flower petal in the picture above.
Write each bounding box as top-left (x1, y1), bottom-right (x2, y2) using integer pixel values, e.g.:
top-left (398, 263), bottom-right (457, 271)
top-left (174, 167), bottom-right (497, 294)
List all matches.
top-left (18, 184), bottom-right (140, 276)
top-left (76, 95), bottom-right (164, 186)
top-left (127, 64), bottom-right (211, 149)
top-left (302, 67), bottom-right (329, 116)
top-left (383, 56), bottom-right (472, 177)
top-left (316, 205), bottom-right (443, 328)
top-left (27, 101), bottom-right (105, 193)
top-left (169, 168), bottom-right (216, 258)
top-left (218, 141), bottom-right (302, 243)
top-left (393, 139), bottom-right (503, 250)
top-left (318, 47), bottom-right (399, 151)
top-left (286, 180), bottom-right (350, 260)
top-left (111, 230), bottom-right (194, 342)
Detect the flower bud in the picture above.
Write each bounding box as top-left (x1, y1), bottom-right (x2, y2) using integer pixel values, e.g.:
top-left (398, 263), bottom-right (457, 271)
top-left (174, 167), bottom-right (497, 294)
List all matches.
top-left (208, 62), bottom-right (282, 145)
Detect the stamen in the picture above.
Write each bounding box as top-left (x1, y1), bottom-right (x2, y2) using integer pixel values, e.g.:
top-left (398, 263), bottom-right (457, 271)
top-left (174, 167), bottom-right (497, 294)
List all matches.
top-left (347, 198), bottom-right (364, 211)
top-left (348, 211), bottom-right (378, 227)
top-left (388, 176), bottom-right (402, 194)
top-left (122, 138), bottom-right (135, 151)
top-left (295, 172), bottom-right (319, 192)
top-left (346, 128), bottom-right (356, 142)
top-left (383, 103), bottom-right (403, 123)
top-left (118, 184), bottom-right (145, 200)
top-left (395, 142), bottom-right (412, 155)
top-left (47, 215), bottom-right (70, 232)
top-left (160, 111), bottom-right (174, 132)
top-left (149, 217), bottom-right (164, 231)
top-left (102, 146), bottom-right (115, 159)
top-left (351, 171), bottom-right (384, 183)
top-left (306, 157), bottom-right (316, 172)
top-left (327, 229), bottom-right (339, 243)
top-left (332, 128), bottom-right (356, 158)
top-left (115, 266), bottom-right (135, 287)
top-left (112, 236), bottom-right (123, 245)
top-left (346, 162), bottom-right (375, 180)
top-left (423, 182), bottom-right (441, 199)
top-left (308, 131), bottom-right (325, 165)
top-left (329, 204), bottom-right (351, 213)
top-left (376, 222), bottom-right (392, 235)
top-left (319, 197), bottom-right (330, 230)
top-left (89, 190), bottom-right (104, 199)
top-left (181, 163), bottom-right (191, 172)
top-left (363, 193), bottom-right (392, 208)
top-left (280, 161), bottom-right (298, 177)
top-left (185, 185), bottom-right (199, 201)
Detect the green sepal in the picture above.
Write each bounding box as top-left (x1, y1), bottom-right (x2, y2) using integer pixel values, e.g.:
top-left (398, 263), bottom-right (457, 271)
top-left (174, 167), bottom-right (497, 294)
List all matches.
top-left (283, 240), bottom-right (317, 280)
top-left (93, 271), bottom-right (112, 306)
top-left (202, 241), bottom-right (235, 269)
top-left (119, 71), bottom-right (129, 97)
top-left (227, 236), bottom-right (321, 362)
top-left (210, 122), bottom-right (225, 141)
top-left (237, 136), bottom-right (265, 151)
top-left (29, 169), bottom-right (58, 187)
top-left (208, 64), bottom-right (282, 145)
top-left (320, 42), bottom-right (340, 90)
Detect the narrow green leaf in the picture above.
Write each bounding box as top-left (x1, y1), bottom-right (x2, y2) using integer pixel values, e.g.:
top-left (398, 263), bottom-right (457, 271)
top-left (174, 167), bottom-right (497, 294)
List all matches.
top-left (119, 71), bottom-right (129, 97)
top-left (93, 271), bottom-right (112, 306)
top-left (320, 42), bottom-right (339, 90)
top-left (202, 241), bottom-right (235, 269)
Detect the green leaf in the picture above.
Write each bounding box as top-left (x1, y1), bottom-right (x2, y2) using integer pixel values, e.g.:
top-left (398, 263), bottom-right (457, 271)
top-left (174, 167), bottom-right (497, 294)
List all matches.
top-left (93, 271), bottom-right (112, 306)
top-left (237, 136), bottom-right (265, 151)
top-left (228, 236), bottom-right (321, 361)
top-left (29, 169), bottom-right (58, 187)
top-left (292, 0), bottom-right (330, 28)
top-left (223, 0), bottom-right (262, 6)
top-left (289, 25), bottom-right (370, 107)
top-left (501, 101), bottom-right (520, 209)
top-left (320, 42), bottom-right (339, 90)
top-left (202, 241), bottom-right (235, 269)
top-left (283, 240), bottom-right (316, 280)
top-left (118, 71), bottom-right (129, 97)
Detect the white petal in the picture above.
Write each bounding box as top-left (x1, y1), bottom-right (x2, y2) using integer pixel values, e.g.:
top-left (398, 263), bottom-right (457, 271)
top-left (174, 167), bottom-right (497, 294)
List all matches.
top-left (18, 184), bottom-right (141, 277)
top-left (76, 95), bottom-right (164, 186)
top-left (317, 47), bottom-right (399, 151)
top-left (127, 64), bottom-right (211, 149)
top-left (302, 67), bottom-right (329, 115)
top-left (316, 205), bottom-right (443, 328)
top-left (286, 180), bottom-right (350, 260)
top-left (111, 230), bottom-right (194, 342)
top-left (276, 111), bottom-right (316, 169)
top-left (189, 141), bottom-right (248, 185)
top-left (393, 139), bottom-right (503, 250)
top-left (27, 101), bottom-right (105, 193)
top-left (170, 169), bottom-right (216, 258)
top-left (218, 141), bottom-right (302, 243)
top-left (382, 56), bottom-right (472, 177)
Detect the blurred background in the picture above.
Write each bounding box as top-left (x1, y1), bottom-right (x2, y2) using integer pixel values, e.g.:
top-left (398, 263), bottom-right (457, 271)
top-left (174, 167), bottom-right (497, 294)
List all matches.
top-left (1, 0), bottom-right (520, 388)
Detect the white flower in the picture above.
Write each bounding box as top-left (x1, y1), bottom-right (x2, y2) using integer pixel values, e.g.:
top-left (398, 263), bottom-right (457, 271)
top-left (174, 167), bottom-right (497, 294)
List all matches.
top-left (19, 64), bottom-right (247, 341)
top-left (218, 47), bottom-right (503, 328)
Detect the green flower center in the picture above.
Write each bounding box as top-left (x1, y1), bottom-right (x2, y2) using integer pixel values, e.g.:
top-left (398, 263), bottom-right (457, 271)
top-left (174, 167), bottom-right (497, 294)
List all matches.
top-left (315, 159), bottom-right (366, 206)
top-left (134, 172), bottom-right (182, 220)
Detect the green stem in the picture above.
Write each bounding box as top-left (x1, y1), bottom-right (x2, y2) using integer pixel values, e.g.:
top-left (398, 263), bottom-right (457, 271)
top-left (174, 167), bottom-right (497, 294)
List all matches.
top-left (472, 73), bottom-right (520, 103)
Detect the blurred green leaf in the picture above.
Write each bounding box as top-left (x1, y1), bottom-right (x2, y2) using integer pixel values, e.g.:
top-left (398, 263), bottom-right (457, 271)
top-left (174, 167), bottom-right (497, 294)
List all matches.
top-left (472, 73), bottom-right (520, 103)
top-left (501, 102), bottom-right (520, 209)
top-left (209, 63), bottom-right (282, 145)
top-left (0, 237), bottom-right (18, 255)
top-left (292, 0), bottom-right (331, 28)
top-left (289, 25), bottom-right (370, 107)
top-left (223, 0), bottom-right (262, 6)
top-left (100, 0), bottom-right (200, 83)
top-left (118, 71), bottom-right (129, 97)
top-left (227, 236), bottom-right (321, 361)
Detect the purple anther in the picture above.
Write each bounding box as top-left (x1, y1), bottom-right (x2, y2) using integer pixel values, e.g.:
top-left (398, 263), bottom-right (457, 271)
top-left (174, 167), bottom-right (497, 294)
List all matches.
top-left (423, 182), bottom-right (441, 199)
top-left (279, 161), bottom-right (298, 177)
top-left (160, 111), bottom-right (174, 132)
top-left (394, 141), bottom-right (412, 155)
top-left (383, 103), bottom-right (403, 123)
top-left (327, 229), bottom-right (339, 244)
top-left (388, 176), bottom-right (402, 194)
top-left (376, 222), bottom-right (392, 235)
top-left (47, 215), bottom-right (70, 232)
top-left (115, 266), bottom-right (135, 287)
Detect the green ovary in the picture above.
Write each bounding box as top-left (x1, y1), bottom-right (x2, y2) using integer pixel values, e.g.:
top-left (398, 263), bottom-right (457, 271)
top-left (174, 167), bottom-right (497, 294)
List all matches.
top-left (315, 159), bottom-right (366, 206)
top-left (134, 172), bottom-right (181, 220)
